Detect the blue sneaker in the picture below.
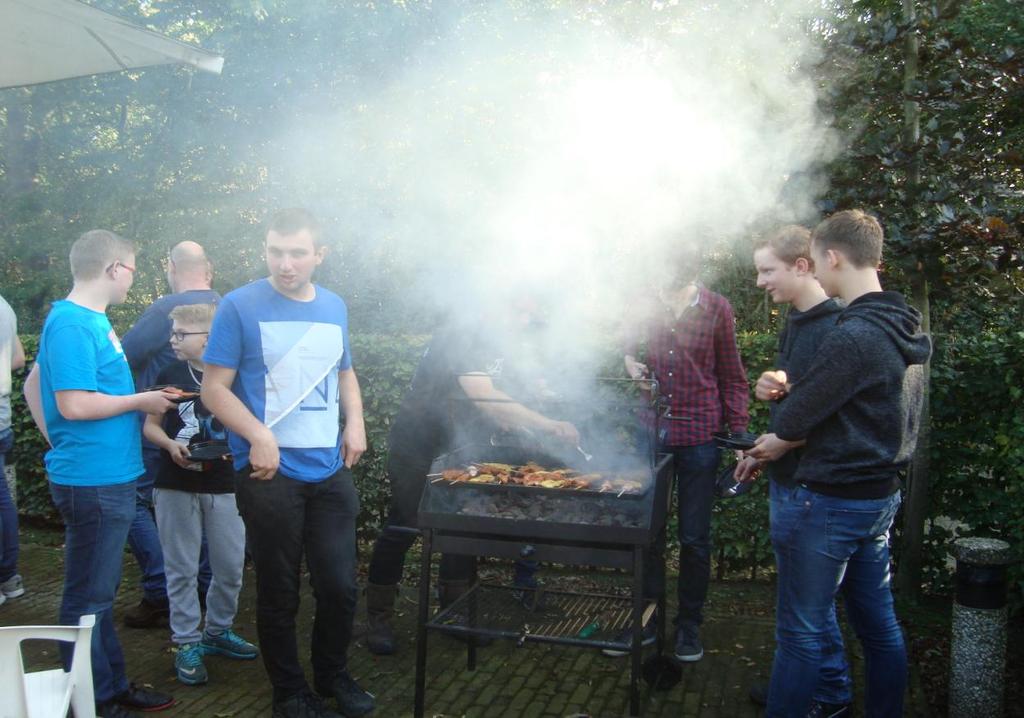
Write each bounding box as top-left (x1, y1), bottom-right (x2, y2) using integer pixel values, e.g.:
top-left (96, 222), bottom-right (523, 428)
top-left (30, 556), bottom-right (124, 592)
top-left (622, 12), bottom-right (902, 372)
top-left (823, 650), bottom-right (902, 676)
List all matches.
top-left (175, 642), bottom-right (208, 685)
top-left (201, 628), bottom-right (259, 660)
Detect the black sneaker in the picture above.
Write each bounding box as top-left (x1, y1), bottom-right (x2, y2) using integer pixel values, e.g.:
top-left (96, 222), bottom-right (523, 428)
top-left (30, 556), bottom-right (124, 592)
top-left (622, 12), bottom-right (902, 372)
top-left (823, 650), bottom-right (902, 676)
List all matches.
top-left (122, 597), bottom-right (169, 629)
top-left (673, 625), bottom-right (703, 663)
top-left (113, 683), bottom-right (175, 712)
top-left (806, 700), bottom-right (852, 718)
top-left (316, 671), bottom-right (375, 718)
top-left (749, 680), bottom-right (769, 706)
top-left (273, 689), bottom-right (342, 718)
top-left (96, 702), bottom-right (140, 718)
top-left (601, 620), bottom-right (657, 657)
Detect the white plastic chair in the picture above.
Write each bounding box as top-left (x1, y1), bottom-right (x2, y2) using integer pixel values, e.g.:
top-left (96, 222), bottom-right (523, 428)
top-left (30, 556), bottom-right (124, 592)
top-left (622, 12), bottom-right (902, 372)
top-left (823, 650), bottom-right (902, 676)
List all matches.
top-left (0, 613), bottom-right (96, 718)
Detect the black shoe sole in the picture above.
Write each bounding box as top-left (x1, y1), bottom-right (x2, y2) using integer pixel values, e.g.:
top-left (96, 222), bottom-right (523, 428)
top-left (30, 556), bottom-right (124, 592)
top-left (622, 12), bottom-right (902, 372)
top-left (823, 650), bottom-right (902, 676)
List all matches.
top-left (115, 699), bottom-right (176, 712)
top-left (123, 613), bottom-right (170, 629)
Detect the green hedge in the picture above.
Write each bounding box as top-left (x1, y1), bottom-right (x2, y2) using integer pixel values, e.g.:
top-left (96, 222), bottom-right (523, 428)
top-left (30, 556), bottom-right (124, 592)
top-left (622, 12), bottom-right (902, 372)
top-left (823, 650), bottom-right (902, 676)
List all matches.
top-left (8, 335), bottom-right (50, 520)
top-left (710, 331), bottom-right (776, 580)
top-left (6, 331), bottom-right (780, 576)
top-left (922, 328), bottom-right (1024, 601)
top-left (8, 329), bottom-right (1024, 605)
top-left (6, 334), bottom-right (430, 528)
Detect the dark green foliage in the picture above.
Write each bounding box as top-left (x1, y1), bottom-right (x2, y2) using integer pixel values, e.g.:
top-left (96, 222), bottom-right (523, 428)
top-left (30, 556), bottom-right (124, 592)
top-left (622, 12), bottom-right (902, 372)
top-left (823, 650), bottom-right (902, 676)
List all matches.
top-left (6, 332), bottom-right (430, 525)
top-left (708, 332), bottom-right (776, 580)
top-left (347, 333), bottom-right (428, 539)
top-left (823, 0), bottom-right (1023, 300)
top-left (7, 335), bottom-right (53, 521)
top-left (2, 0), bottom-right (1022, 608)
top-left (923, 323), bottom-right (1024, 607)
top-left (8, 327), bottom-right (1024, 604)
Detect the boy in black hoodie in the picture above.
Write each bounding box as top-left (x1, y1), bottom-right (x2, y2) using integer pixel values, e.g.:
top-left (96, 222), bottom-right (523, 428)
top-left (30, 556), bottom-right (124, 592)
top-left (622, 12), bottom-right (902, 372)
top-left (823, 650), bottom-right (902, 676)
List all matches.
top-left (736, 226), bottom-right (849, 714)
top-left (747, 210), bottom-right (931, 718)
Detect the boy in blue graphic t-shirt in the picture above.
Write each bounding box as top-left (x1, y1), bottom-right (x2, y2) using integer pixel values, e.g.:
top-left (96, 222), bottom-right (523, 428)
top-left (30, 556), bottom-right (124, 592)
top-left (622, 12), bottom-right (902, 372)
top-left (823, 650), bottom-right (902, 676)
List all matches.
top-left (24, 229), bottom-right (178, 718)
top-left (202, 209), bottom-right (374, 718)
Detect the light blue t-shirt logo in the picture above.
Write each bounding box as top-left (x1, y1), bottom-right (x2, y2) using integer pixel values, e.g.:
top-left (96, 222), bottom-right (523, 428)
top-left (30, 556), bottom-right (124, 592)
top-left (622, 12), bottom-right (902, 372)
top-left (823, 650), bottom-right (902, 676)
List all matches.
top-left (259, 320), bottom-right (344, 450)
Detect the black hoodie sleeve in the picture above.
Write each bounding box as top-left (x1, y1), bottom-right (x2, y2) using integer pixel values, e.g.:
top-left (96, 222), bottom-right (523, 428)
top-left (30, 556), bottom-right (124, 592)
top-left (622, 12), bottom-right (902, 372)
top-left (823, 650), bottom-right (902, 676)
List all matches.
top-left (772, 327), bottom-right (865, 441)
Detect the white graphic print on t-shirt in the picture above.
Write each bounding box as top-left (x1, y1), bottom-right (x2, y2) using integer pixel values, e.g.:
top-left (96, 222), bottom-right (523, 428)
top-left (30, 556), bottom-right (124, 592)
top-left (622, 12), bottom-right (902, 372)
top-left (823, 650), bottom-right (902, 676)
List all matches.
top-left (258, 320), bottom-right (344, 449)
top-left (175, 401), bottom-right (199, 444)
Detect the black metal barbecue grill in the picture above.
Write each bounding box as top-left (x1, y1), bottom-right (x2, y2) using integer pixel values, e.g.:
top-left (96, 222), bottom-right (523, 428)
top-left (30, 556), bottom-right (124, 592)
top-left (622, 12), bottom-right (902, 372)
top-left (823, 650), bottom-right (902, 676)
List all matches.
top-left (413, 384), bottom-right (673, 717)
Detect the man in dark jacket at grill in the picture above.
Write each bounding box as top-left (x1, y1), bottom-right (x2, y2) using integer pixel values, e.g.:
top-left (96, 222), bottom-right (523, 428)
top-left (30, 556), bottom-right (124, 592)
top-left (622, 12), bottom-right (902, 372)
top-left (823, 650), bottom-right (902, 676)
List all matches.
top-left (747, 210), bottom-right (931, 718)
top-left (363, 305), bottom-right (579, 656)
top-left (736, 225), bottom-right (849, 714)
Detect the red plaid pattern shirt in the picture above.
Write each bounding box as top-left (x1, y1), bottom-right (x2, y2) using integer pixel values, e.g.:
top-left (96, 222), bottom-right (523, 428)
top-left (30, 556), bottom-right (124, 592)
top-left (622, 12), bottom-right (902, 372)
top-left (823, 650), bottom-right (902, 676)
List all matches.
top-left (629, 286), bottom-right (749, 447)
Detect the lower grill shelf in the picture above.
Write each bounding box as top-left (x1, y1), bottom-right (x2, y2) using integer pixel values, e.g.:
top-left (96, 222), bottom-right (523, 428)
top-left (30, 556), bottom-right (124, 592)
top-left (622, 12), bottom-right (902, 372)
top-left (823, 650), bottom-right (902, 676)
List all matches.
top-left (425, 582), bottom-right (657, 651)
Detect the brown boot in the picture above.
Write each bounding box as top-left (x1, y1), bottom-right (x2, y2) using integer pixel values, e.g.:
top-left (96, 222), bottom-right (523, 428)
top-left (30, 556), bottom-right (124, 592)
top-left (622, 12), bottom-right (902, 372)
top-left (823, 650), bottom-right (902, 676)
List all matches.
top-left (365, 582), bottom-right (398, 655)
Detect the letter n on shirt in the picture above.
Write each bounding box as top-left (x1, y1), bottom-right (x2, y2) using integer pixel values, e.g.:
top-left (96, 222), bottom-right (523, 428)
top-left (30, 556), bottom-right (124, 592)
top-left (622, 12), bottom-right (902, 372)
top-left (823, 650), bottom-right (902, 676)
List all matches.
top-left (259, 321), bottom-right (343, 449)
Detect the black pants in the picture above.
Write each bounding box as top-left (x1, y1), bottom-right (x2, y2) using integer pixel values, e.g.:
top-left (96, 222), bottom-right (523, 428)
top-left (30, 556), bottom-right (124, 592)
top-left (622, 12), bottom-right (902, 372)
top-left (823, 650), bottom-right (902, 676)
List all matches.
top-left (642, 442), bottom-right (720, 628)
top-left (234, 466), bottom-right (359, 701)
top-left (367, 451), bottom-right (474, 585)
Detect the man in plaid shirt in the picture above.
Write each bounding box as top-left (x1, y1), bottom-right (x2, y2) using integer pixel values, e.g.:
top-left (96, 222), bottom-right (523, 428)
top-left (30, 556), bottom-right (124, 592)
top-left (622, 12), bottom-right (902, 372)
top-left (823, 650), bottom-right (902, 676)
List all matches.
top-left (610, 254), bottom-right (749, 663)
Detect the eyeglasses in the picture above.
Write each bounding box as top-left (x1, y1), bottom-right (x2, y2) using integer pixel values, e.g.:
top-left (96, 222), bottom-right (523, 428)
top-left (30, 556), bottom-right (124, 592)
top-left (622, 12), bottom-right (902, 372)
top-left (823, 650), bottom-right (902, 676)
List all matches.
top-left (106, 260), bottom-right (136, 274)
top-left (170, 331), bottom-right (209, 342)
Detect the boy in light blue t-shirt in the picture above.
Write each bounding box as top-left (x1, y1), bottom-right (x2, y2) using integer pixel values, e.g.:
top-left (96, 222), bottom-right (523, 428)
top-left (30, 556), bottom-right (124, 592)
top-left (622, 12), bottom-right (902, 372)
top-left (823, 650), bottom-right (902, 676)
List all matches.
top-left (202, 209), bottom-right (374, 718)
top-left (24, 229), bottom-right (179, 718)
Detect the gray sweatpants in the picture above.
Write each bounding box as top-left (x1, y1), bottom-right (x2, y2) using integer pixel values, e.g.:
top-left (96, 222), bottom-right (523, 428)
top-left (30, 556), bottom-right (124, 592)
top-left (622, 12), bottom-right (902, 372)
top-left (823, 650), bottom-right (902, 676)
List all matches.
top-left (153, 488), bottom-right (246, 645)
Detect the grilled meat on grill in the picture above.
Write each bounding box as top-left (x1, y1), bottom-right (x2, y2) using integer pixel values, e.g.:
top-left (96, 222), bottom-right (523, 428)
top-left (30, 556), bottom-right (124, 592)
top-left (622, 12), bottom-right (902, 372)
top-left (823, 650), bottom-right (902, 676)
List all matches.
top-left (436, 462), bottom-right (644, 494)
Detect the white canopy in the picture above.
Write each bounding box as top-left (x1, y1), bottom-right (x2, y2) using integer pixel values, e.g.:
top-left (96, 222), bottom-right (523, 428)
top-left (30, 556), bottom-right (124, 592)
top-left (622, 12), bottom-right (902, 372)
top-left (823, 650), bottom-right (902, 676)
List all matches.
top-left (0, 0), bottom-right (224, 89)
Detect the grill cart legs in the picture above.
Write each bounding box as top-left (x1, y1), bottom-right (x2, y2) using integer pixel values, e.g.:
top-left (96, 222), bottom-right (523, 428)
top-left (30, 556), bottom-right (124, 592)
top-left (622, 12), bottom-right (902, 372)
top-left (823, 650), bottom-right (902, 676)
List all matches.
top-left (412, 533), bottom-right (664, 717)
top-left (413, 530), bottom-right (432, 718)
top-left (630, 545), bottom-right (644, 717)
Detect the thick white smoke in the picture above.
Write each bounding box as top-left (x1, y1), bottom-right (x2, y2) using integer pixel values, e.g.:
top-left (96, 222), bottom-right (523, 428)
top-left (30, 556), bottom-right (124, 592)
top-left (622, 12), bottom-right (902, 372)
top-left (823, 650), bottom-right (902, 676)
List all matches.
top-left (273, 1), bottom-right (837, 354)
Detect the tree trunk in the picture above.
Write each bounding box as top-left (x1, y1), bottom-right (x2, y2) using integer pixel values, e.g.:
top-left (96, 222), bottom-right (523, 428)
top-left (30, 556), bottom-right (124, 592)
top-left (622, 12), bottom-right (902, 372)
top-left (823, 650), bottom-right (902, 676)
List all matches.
top-left (895, 0), bottom-right (930, 599)
top-left (1, 90), bottom-right (40, 197)
top-left (899, 276), bottom-right (931, 597)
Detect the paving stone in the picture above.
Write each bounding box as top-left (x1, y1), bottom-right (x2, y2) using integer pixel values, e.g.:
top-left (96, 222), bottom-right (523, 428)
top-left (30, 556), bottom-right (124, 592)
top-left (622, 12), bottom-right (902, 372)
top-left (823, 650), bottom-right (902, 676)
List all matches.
top-left (0, 543), bottom-right (931, 717)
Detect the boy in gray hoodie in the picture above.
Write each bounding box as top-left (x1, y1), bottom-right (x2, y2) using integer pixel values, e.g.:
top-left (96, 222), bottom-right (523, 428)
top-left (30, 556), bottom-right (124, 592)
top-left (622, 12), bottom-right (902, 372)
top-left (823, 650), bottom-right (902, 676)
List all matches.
top-left (747, 210), bottom-right (931, 718)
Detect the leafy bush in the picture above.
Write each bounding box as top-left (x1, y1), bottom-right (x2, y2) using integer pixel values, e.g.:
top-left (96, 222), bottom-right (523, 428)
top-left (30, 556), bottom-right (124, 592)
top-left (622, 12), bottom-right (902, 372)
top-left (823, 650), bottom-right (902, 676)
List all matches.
top-left (921, 327), bottom-right (1024, 605)
top-left (10, 327), bottom-right (1023, 608)
top-left (7, 333), bottom-right (431, 526)
top-left (347, 333), bottom-right (428, 538)
top-left (709, 331), bottom-right (776, 579)
top-left (8, 335), bottom-right (53, 522)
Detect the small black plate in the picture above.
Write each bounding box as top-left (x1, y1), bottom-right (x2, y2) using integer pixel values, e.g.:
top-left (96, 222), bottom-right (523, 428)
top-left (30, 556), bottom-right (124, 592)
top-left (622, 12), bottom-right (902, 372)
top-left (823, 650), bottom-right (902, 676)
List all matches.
top-left (712, 431), bottom-right (759, 451)
top-left (187, 441), bottom-right (230, 461)
top-left (141, 384), bottom-right (201, 404)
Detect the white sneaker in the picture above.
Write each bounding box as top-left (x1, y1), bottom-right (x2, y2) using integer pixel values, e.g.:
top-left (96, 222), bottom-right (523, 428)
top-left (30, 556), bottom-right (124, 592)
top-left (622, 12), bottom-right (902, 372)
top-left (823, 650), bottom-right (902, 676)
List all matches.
top-left (1, 574), bottom-right (25, 599)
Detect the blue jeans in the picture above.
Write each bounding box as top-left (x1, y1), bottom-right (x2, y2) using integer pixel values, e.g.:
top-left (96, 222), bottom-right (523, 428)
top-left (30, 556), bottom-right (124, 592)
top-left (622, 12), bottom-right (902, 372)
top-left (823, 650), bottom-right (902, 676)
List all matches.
top-left (644, 441), bottom-right (720, 627)
top-left (49, 480), bottom-right (135, 704)
top-left (0, 428), bottom-right (19, 583)
top-left (769, 482), bottom-right (851, 705)
top-left (127, 451), bottom-right (168, 602)
top-left (767, 483), bottom-right (906, 718)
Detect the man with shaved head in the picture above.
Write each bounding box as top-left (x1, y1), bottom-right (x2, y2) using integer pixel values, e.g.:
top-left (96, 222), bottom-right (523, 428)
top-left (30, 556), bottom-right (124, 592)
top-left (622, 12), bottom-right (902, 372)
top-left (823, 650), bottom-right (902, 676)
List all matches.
top-left (120, 241), bottom-right (220, 628)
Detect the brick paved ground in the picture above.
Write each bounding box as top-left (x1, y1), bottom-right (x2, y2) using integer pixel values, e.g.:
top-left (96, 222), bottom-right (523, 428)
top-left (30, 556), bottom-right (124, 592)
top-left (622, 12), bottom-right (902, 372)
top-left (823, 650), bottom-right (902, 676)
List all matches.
top-left (2, 542), bottom-right (927, 717)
